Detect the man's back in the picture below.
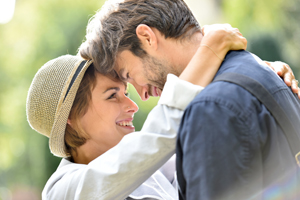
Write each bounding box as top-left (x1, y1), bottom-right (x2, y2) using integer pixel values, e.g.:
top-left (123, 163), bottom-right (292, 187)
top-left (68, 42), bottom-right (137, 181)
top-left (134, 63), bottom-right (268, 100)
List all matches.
top-left (176, 50), bottom-right (300, 200)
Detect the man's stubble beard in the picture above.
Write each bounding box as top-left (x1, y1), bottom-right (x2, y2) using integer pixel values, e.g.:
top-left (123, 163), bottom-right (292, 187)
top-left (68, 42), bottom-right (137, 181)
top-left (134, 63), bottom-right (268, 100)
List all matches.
top-left (143, 55), bottom-right (180, 92)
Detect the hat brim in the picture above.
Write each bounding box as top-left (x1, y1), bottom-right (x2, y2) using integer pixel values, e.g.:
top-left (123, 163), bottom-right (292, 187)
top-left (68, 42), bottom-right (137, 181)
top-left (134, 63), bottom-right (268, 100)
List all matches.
top-left (49, 59), bottom-right (93, 157)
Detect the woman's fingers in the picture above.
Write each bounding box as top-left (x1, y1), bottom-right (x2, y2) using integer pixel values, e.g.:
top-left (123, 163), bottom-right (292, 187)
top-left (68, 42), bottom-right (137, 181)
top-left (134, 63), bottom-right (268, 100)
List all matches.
top-left (291, 79), bottom-right (299, 94)
top-left (283, 71), bottom-right (293, 87)
top-left (265, 61), bottom-right (300, 98)
top-left (267, 61), bottom-right (293, 83)
top-left (202, 24), bottom-right (247, 51)
top-left (264, 61), bottom-right (275, 71)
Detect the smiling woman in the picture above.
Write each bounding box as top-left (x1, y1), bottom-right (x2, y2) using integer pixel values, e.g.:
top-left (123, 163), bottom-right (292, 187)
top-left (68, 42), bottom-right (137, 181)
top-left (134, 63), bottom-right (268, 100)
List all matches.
top-left (26, 53), bottom-right (203, 200)
top-left (0, 0), bottom-right (16, 24)
top-left (27, 42), bottom-right (216, 199)
top-left (27, 55), bottom-right (138, 163)
top-left (68, 69), bottom-right (139, 164)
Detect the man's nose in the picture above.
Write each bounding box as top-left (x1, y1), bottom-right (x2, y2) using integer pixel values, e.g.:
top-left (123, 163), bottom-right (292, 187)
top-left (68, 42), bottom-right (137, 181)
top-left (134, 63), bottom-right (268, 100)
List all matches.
top-left (130, 81), bottom-right (149, 101)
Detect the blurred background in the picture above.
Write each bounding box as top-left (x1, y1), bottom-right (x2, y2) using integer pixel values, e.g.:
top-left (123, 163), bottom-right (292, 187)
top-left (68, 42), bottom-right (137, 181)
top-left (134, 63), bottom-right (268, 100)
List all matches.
top-left (0, 0), bottom-right (299, 199)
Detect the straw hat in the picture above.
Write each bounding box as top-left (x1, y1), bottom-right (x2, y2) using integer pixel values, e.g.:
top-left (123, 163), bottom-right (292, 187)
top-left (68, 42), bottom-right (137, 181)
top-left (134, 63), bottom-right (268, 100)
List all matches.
top-left (26, 55), bottom-right (93, 157)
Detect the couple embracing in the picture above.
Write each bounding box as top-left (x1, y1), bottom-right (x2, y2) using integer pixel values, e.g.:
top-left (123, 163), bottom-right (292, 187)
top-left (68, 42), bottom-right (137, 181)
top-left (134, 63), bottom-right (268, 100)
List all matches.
top-left (27, 0), bottom-right (300, 199)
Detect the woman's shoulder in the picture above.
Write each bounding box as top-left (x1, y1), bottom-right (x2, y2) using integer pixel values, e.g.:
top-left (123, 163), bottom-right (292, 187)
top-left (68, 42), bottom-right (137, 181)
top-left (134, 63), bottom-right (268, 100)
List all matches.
top-left (42, 158), bottom-right (87, 199)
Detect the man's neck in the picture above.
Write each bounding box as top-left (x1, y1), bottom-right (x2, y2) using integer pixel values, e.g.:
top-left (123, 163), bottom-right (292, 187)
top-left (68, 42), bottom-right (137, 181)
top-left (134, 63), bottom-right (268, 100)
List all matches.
top-left (162, 31), bottom-right (203, 75)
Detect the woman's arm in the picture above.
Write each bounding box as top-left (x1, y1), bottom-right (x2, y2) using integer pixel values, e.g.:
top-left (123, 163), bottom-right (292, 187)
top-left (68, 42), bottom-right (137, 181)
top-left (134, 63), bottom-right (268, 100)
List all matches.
top-left (179, 24), bottom-right (299, 98)
top-left (43, 75), bottom-right (203, 200)
top-left (180, 24), bottom-right (247, 86)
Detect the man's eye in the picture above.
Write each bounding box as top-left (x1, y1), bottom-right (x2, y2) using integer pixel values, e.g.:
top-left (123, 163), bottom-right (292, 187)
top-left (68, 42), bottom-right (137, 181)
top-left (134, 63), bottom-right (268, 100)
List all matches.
top-left (126, 72), bottom-right (130, 79)
top-left (107, 93), bottom-right (116, 99)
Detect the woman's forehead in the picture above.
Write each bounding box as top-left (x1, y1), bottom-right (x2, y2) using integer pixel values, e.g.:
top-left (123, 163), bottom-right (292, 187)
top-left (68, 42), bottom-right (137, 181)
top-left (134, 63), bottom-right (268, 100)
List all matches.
top-left (94, 72), bottom-right (127, 90)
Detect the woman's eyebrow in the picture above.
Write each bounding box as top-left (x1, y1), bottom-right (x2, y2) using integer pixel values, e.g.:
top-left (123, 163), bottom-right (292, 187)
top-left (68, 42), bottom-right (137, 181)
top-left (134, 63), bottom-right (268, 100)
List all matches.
top-left (103, 87), bottom-right (120, 93)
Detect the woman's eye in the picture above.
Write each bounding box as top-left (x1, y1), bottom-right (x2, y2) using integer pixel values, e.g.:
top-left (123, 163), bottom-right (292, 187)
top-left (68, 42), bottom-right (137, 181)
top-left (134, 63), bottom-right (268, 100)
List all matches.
top-left (107, 93), bottom-right (116, 99)
top-left (125, 92), bottom-right (129, 97)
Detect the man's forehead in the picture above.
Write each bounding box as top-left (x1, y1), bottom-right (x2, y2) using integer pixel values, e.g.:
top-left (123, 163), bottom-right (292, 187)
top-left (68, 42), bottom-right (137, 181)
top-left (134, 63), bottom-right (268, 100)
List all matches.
top-left (114, 51), bottom-right (131, 77)
top-left (112, 67), bottom-right (126, 82)
top-left (114, 51), bottom-right (127, 70)
top-left (114, 56), bottom-right (124, 71)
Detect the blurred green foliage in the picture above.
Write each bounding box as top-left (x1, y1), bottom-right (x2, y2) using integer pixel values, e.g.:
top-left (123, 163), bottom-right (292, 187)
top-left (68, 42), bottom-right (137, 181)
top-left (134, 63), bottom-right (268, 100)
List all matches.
top-left (0, 0), bottom-right (299, 199)
top-left (222, 0), bottom-right (300, 76)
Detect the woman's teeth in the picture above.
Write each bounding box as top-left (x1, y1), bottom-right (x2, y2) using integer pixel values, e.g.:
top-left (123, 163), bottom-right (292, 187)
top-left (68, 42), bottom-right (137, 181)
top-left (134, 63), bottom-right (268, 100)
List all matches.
top-left (117, 121), bottom-right (133, 127)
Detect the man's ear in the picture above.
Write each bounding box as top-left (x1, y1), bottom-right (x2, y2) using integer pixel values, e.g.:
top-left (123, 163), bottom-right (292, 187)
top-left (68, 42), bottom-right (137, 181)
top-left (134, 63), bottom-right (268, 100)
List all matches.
top-left (136, 24), bottom-right (158, 51)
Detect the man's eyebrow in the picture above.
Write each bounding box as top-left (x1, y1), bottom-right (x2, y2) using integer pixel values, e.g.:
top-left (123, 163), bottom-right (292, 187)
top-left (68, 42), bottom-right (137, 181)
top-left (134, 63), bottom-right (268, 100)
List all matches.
top-left (118, 68), bottom-right (127, 81)
top-left (103, 87), bottom-right (120, 93)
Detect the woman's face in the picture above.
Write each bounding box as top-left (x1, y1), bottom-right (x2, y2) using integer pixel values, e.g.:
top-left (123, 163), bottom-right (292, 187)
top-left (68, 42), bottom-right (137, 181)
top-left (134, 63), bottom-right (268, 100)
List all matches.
top-left (77, 72), bottom-right (139, 159)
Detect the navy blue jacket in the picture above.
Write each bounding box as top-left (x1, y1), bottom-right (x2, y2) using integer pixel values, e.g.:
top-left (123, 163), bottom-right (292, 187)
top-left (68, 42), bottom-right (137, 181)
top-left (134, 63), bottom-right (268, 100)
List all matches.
top-left (176, 51), bottom-right (300, 200)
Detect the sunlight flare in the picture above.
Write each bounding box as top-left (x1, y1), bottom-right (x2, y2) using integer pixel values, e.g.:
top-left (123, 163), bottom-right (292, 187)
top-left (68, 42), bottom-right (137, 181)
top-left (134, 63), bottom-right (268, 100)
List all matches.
top-left (0, 0), bottom-right (16, 24)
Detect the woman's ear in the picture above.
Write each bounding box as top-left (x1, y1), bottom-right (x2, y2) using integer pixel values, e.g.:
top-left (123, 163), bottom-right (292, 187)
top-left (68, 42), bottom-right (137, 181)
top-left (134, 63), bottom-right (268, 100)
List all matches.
top-left (67, 119), bottom-right (72, 126)
top-left (136, 24), bottom-right (158, 51)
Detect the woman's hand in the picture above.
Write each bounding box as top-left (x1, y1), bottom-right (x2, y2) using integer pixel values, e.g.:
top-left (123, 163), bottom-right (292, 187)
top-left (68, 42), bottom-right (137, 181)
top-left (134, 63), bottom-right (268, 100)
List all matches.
top-left (179, 24), bottom-right (247, 86)
top-left (265, 61), bottom-right (300, 99)
top-left (200, 24), bottom-right (247, 60)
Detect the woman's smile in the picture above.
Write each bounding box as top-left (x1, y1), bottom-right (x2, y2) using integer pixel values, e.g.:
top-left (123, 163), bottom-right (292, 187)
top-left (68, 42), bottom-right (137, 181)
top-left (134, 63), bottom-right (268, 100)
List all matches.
top-left (116, 118), bottom-right (135, 129)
